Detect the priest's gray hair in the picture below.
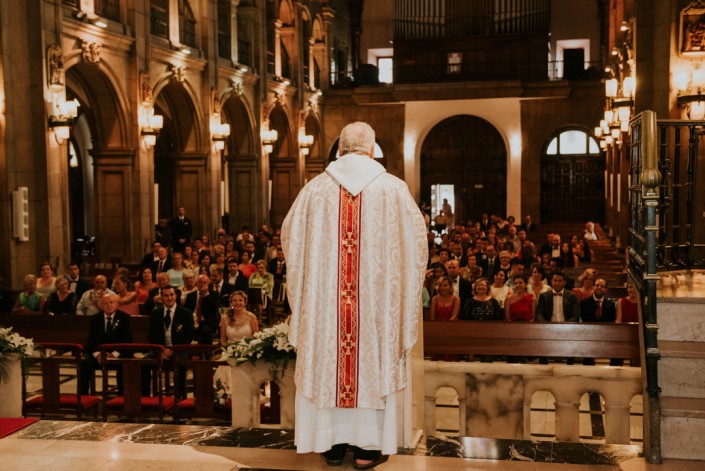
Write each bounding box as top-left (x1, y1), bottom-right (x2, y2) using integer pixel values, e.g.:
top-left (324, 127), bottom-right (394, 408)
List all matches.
top-left (339, 121), bottom-right (375, 156)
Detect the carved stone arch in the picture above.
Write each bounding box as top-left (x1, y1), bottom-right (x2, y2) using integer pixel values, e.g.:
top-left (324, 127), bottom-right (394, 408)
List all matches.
top-left (312, 15), bottom-right (325, 42)
top-left (64, 61), bottom-right (133, 149)
top-left (221, 92), bottom-right (255, 158)
top-left (279, 0), bottom-right (295, 25)
top-left (152, 75), bottom-right (206, 152)
top-left (268, 103), bottom-right (295, 159)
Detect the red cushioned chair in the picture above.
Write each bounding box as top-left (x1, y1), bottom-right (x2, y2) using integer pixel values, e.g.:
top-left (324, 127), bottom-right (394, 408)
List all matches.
top-left (171, 344), bottom-right (231, 422)
top-left (23, 342), bottom-right (101, 420)
top-left (99, 343), bottom-right (174, 423)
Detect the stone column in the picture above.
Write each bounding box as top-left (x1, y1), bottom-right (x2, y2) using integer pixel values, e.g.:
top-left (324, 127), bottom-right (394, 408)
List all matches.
top-left (229, 0), bottom-right (240, 64)
top-left (274, 19), bottom-right (282, 77)
top-left (554, 397), bottom-right (580, 442)
top-left (605, 399), bottom-right (632, 444)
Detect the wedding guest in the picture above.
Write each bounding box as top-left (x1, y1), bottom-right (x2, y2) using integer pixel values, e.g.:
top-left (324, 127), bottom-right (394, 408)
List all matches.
top-left (134, 267), bottom-right (157, 305)
top-left (36, 261), bottom-right (57, 299)
top-left (76, 275), bottom-right (115, 316)
top-left (112, 274), bottom-right (139, 316)
top-left (13, 274), bottom-right (45, 314)
top-left (64, 261), bottom-right (91, 299)
top-left (44, 277), bottom-right (77, 315)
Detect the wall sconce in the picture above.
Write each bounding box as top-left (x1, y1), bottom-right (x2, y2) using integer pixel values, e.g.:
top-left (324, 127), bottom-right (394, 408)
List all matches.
top-left (261, 122), bottom-right (278, 155)
top-left (210, 113), bottom-right (231, 151)
top-left (676, 66), bottom-right (705, 120)
top-left (298, 126), bottom-right (314, 155)
top-left (139, 106), bottom-right (163, 149)
top-left (48, 97), bottom-right (79, 144)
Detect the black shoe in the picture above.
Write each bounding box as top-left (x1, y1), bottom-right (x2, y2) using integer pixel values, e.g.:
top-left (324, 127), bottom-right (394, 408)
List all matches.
top-left (321, 443), bottom-right (347, 466)
top-left (353, 454), bottom-right (389, 470)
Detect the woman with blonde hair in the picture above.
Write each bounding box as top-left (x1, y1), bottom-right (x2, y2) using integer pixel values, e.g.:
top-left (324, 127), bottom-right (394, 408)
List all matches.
top-left (220, 291), bottom-right (259, 345)
top-left (13, 274), bottom-right (45, 314)
top-left (572, 268), bottom-right (596, 302)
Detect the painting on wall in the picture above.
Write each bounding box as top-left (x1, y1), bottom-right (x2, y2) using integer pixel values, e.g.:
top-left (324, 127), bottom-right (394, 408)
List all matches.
top-left (680, 1), bottom-right (705, 55)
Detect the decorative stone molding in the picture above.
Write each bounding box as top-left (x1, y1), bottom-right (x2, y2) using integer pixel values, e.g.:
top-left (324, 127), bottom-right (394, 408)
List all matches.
top-left (230, 79), bottom-right (243, 96)
top-left (47, 44), bottom-right (65, 90)
top-left (170, 63), bottom-right (186, 83)
top-left (140, 71), bottom-right (153, 105)
top-left (212, 87), bottom-right (222, 114)
top-left (81, 41), bottom-right (102, 63)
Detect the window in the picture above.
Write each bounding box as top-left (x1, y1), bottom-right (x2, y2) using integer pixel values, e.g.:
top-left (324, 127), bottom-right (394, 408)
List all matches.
top-left (377, 57), bottom-right (393, 83)
top-left (547, 130), bottom-right (600, 155)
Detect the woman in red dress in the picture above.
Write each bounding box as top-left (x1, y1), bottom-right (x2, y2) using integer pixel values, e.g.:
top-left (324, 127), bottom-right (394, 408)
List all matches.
top-left (505, 274), bottom-right (535, 322)
top-left (616, 284), bottom-right (639, 323)
top-left (430, 276), bottom-right (460, 321)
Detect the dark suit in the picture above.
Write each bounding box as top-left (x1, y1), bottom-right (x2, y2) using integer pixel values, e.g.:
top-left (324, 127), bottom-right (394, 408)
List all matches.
top-left (168, 216), bottom-right (193, 253)
top-left (210, 281), bottom-right (235, 307)
top-left (152, 258), bottom-right (173, 277)
top-left (268, 259), bottom-right (287, 282)
top-left (65, 275), bottom-right (92, 299)
top-left (481, 257), bottom-right (500, 279)
top-left (81, 310), bottom-right (133, 394)
top-left (184, 290), bottom-right (220, 344)
top-left (535, 290), bottom-right (579, 323)
top-left (144, 304), bottom-right (195, 395)
top-left (141, 252), bottom-right (159, 268)
top-left (579, 297), bottom-right (616, 323)
top-left (520, 222), bottom-right (538, 232)
top-left (452, 276), bottom-right (472, 308)
top-left (144, 286), bottom-right (182, 314)
top-left (225, 270), bottom-right (250, 293)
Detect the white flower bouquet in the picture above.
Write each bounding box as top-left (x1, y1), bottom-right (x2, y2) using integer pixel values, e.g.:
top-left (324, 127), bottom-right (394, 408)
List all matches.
top-left (0, 325), bottom-right (35, 383)
top-left (221, 321), bottom-right (296, 380)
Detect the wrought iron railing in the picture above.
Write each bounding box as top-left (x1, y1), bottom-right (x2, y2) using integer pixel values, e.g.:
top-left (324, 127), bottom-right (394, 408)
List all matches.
top-left (627, 110), bottom-right (662, 463)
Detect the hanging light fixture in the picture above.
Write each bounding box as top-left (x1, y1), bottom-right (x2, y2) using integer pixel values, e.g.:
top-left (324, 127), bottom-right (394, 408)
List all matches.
top-left (139, 106), bottom-right (164, 149)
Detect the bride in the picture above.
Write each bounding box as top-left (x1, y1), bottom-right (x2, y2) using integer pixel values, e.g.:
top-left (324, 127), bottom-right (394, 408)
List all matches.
top-left (215, 291), bottom-right (259, 397)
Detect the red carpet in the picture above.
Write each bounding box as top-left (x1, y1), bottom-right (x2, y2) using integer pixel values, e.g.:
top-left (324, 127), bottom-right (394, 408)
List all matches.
top-left (0, 418), bottom-right (38, 439)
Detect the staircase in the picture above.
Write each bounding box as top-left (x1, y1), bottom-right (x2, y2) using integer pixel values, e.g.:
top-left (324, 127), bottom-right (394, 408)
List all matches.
top-left (655, 275), bottom-right (705, 461)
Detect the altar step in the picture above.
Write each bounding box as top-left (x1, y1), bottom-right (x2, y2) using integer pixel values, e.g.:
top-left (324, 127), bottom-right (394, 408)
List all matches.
top-left (655, 292), bottom-right (705, 462)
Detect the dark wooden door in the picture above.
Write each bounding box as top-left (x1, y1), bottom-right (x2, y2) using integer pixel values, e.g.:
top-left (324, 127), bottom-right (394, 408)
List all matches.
top-left (420, 115), bottom-right (506, 223)
top-left (541, 155), bottom-right (604, 223)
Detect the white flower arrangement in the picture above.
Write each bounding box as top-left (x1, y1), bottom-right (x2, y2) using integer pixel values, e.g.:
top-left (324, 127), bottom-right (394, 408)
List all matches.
top-left (221, 321), bottom-right (296, 380)
top-left (0, 325), bottom-right (35, 383)
top-left (213, 378), bottom-right (229, 407)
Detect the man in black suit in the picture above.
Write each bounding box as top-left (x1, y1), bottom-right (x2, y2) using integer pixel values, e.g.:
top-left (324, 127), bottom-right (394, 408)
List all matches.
top-left (144, 285), bottom-right (195, 395)
top-left (445, 260), bottom-right (472, 308)
top-left (80, 293), bottom-right (133, 394)
top-left (225, 258), bottom-right (249, 293)
top-left (579, 279), bottom-right (617, 365)
top-left (65, 261), bottom-right (92, 299)
top-left (152, 247), bottom-right (173, 279)
top-left (210, 265), bottom-right (235, 307)
top-left (184, 274), bottom-right (220, 344)
top-left (520, 214), bottom-right (538, 233)
top-left (141, 241), bottom-right (161, 268)
top-left (481, 245), bottom-right (500, 279)
top-left (168, 206), bottom-right (193, 254)
top-left (579, 279), bottom-right (616, 323)
top-left (535, 272), bottom-right (579, 323)
top-left (268, 249), bottom-right (287, 283)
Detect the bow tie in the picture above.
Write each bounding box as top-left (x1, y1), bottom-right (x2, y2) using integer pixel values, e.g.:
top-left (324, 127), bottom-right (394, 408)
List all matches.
top-left (553, 292), bottom-right (563, 296)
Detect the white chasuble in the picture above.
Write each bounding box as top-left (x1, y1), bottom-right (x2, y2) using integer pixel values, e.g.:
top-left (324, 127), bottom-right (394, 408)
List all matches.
top-left (281, 153), bottom-right (428, 413)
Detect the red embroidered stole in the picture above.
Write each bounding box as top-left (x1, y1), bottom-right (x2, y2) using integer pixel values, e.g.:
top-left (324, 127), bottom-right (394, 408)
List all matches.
top-left (336, 188), bottom-right (361, 408)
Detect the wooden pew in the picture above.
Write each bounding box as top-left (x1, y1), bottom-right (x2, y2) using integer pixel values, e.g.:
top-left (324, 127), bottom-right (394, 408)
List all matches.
top-left (423, 321), bottom-right (640, 359)
top-left (0, 313), bottom-right (150, 344)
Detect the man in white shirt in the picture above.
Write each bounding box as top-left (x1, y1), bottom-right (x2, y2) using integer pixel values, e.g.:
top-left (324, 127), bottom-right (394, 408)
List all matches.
top-left (76, 275), bottom-right (115, 316)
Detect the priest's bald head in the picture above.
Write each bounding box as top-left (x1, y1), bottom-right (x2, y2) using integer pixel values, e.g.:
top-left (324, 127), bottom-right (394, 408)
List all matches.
top-left (339, 121), bottom-right (375, 158)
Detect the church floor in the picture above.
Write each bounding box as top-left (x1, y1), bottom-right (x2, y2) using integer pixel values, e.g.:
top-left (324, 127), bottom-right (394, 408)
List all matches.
top-left (0, 419), bottom-right (650, 471)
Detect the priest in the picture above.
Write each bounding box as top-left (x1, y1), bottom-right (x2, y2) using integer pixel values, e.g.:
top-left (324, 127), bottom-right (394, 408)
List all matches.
top-left (281, 122), bottom-right (427, 469)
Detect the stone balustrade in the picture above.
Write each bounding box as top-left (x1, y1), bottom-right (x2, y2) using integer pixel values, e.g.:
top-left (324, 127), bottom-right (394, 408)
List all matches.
top-left (424, 361), bottom-right (642, 444)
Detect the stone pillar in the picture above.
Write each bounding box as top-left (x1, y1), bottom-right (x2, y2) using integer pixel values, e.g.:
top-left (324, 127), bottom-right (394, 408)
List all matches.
top-left (229, 0), bottom-right (240, 64)
top-left (605, 399), bottom-right (632, 444)
top-left (554, 397), bottom-right (580, 442)
top-left (274, 19), bottom-right (282, 77)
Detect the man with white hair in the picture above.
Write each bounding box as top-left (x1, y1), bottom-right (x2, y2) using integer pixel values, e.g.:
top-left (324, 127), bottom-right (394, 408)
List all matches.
top-left (282, 122), bottom-right (427, 469)
top-left (76, 275), bottom-right (115, 316)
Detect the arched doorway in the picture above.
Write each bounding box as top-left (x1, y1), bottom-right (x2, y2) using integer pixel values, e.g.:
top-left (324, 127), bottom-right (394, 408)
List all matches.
top-left (65, 62), bottom-right (131, 260)
top-left (420, 115), bottom-right (506, 224)
top-left (153, 82), bottom-right (205, 241)
top-left (540, 128), bottom-right (604, 223)
top-left (269, 106), bottom-right (296, 227)
top-left (222, 95), bottom-right (256, 233)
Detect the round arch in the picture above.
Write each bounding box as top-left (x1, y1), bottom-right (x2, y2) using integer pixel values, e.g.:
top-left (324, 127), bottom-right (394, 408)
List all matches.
top-left (420, 115), bottom-right (506, 224)
top-left (540, 125), bottom-right (604, 224)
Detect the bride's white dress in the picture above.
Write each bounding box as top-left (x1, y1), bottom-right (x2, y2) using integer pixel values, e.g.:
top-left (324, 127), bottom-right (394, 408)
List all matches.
top-left (214, 315), bottom-right (255, 396)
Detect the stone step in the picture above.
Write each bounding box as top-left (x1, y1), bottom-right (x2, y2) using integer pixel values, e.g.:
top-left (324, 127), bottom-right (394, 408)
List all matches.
top-left (661, 414), bottom-right (705, 461)
top-left (621, 457), bottom-right (705, 470)
top-left (661, 397), bottom-right (705, 419)
top-left (658, 354), bottom-right (705, 399)
top-left (656, 300), bottom-right (705, 342)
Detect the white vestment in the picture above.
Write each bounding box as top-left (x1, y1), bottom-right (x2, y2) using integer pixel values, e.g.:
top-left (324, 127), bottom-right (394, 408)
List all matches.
top-left (281, 153), bottom-right (428, 454)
